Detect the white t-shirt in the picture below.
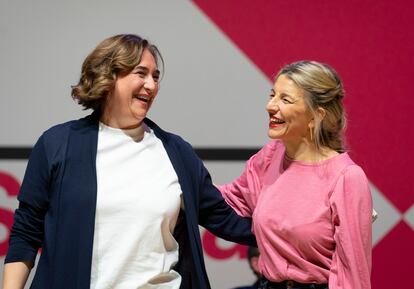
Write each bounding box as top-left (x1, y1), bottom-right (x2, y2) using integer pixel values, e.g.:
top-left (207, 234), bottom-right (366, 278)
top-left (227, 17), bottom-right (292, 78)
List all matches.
top-left (90, 122), bottom-right (182, 289)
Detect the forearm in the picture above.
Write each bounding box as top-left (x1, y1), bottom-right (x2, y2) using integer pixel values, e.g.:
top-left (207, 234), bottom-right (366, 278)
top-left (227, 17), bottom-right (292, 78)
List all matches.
top-left (2, 261), bottom-right (32, 289)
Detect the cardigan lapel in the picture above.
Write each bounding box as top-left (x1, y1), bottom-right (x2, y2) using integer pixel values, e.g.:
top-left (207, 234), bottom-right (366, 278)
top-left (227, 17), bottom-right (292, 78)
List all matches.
top-left (144, 118), bottom-right (202, 248)
top-left (144, 118), bottom-right (208, 289)
top-left (54, 112), bottom-right (99, 288)
top-left (144, 118), bottom-right (196, 216)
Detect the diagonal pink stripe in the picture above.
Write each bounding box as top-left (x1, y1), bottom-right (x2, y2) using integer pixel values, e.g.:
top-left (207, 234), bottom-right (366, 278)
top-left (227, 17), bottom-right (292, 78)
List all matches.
top-left (371, 221), bottom-right (414, 289)
top-left (193, 0), bottom-right (414, 212)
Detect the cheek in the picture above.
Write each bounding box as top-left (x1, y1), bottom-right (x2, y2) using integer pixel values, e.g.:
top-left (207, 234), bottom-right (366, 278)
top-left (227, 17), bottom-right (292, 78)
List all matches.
top-left (283, 113), bottom-right (304, 128)
top-left (277, 105), bottom-right (289, 117)
top-left (153, 83), bottom-right (160, 95)
top-left (114, 84), bottom-right (131, 100)
top-left (154, 87), bottom-right (159, 96)
top-left (296, 115), bottom-right (313, 130)
top-left (151, 86), bottom-right (159, 102)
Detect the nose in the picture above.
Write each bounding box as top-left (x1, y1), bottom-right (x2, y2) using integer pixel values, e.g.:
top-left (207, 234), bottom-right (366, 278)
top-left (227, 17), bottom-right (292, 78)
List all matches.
top-left (266, 97), bottom-right (279, 113)
top-left (144, 76), bottom-right (157, 93)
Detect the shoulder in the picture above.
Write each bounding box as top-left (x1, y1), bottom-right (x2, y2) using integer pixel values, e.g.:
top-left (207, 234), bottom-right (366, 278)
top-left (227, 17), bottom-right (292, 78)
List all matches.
top-left (330, 154), bottom-right (371, 198)
top-left (145, 118), bottom-right (194, 152)
top-left (334, 153), bottom-right (368, 181)
top-left (263, 139), bottom-right (283, 155)
top-left (41, 112), bottom-right (96, 140)
top-left (340, 163), bottom-right (369, 186)
top-left (42, 120), bottom-right (75, 139)
top-left (329, 156), bottom-right (372, 217)
top-left (37, 114), bottom-right (95, 160)
top-left (249, 139), bottom-right (283, 168)
top-left (166, 131), bottom-right (192, 148)
top-left (144, 118), bottom-right (204, 173)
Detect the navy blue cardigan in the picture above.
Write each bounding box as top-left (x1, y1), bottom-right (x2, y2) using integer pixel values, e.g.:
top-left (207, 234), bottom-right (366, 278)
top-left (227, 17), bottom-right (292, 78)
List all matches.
top-left (6, 112), bottom-right (256, 289)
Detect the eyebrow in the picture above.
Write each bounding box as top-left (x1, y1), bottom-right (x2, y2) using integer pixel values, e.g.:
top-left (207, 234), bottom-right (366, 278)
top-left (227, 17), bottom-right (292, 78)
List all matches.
top-left (271, 88), bottom-right (294, 98)
top-left (135, 66), bottom-right (160, 75)
top-left (280, 92), bottom-right (294, 98)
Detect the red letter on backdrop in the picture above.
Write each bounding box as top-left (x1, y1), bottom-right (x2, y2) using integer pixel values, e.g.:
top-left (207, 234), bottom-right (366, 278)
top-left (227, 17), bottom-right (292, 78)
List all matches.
top-left (202, 230), bottom-right (247, 259)
top-left (0, 171), bottom-right (20, 256)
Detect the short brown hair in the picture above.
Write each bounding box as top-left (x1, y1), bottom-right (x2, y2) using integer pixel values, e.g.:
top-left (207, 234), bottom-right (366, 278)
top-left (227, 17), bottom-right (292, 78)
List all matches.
top-left (276, 61), bottom-right (346, 153)
top-left (71, 34), bottom-right (163, 111)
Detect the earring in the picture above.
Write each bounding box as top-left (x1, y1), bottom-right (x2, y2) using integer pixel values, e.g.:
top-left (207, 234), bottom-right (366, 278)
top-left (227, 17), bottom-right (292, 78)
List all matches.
top-left (309, 127), bottom-right (313, 141)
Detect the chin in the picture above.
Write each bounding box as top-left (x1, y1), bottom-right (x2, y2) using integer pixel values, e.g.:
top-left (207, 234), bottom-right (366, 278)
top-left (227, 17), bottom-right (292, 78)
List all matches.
top-left (131, 110), bottom-right (148, 120)
top-left (268, 132), bottom-right (280, 139)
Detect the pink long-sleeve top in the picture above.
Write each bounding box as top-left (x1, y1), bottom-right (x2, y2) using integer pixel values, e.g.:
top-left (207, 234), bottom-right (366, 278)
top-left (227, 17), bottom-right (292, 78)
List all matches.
top-left (219, 140), bottom-right (372, 289)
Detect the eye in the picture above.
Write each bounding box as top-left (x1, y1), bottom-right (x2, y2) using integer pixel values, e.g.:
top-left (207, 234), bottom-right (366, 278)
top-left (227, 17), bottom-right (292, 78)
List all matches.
top-left (135, 70), bottom-right (146, 77)
top-left (153, 74), bottom-right (160, 82)
top-left (282, 97), bottom-right (293, 104)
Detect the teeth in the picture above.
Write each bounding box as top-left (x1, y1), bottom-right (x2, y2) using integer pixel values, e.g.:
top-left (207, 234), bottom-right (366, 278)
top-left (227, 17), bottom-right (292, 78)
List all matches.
top-left (271, 118), bottom-right (284, 124)
top-left (134, 95), bottom-right (150, 102)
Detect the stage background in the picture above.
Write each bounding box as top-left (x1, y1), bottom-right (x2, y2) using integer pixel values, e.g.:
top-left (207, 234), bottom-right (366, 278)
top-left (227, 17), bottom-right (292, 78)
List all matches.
top-left (1, 1), bottom-right (413, 288)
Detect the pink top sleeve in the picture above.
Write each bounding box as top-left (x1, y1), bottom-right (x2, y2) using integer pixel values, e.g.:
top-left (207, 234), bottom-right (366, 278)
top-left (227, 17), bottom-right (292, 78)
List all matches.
top-left (329, 165), bottom-right (373, 289)
top-left (219, 141), bottom-right (277, 217)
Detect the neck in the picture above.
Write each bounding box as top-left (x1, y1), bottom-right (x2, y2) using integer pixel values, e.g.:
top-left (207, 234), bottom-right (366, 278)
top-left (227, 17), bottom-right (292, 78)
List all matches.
top-left (100, 111), bottom-right (145, 142)
top-left (100, 117), bottom-right (144, 130)
top-left (283, 138), bottom-right (337, 162)
top-left (100, 119), bottom-right (146, 143)
top-left (100, 105), bottom-right (144, 130)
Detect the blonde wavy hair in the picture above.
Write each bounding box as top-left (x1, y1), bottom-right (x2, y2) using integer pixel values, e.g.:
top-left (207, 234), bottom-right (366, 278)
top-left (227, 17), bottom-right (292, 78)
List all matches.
top-left (276, 61), bottom-right (347, 153)
top-left (71, 34), bottom-right (163, 110)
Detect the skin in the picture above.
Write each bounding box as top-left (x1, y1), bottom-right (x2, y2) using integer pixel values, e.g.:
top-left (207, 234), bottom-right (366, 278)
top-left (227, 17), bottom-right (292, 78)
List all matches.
top-left (2, 48), bottom-right (160, 289)
top-left (100, 48), bottom-right (160, 134)
top-left (2, 261), bottom-right (32, 289)
top-left (267, 75), bottom-right (337, 162)
top-left (250, 256), bottom-right (260, 277)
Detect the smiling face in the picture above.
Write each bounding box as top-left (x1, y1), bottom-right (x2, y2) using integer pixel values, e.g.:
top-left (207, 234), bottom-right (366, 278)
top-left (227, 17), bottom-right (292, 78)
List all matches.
top-left (101, 49), bottom-right (160, 129)
top-left (266, 74), bottom-right (314, 144)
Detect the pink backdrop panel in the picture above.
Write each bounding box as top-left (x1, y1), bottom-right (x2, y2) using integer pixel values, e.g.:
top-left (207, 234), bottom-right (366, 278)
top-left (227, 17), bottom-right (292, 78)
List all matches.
top-left (193, 1), bottom-right (414, 288)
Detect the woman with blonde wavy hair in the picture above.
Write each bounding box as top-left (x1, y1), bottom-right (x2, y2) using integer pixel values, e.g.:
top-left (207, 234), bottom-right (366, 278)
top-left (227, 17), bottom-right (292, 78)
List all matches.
top-left (219, 61), bottom-right (373, 289)
top-left (3, 34), bottom-right (255, 289)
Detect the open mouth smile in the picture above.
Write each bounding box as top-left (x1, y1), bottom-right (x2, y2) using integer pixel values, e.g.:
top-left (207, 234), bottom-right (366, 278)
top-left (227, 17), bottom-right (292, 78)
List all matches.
top-left (133, 94), bottom-right (151, 103)
top-left (270, 116), bottom-right (285, 124)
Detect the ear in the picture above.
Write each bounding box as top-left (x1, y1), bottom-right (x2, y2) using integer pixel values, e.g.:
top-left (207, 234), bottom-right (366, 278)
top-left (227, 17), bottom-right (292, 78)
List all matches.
top-left (308, 107), bottom-right (326, 129)
top-left (315, 107), bottom-right (326, 121)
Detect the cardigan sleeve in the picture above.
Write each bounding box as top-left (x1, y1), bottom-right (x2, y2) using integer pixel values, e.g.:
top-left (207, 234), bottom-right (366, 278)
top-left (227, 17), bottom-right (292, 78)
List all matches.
top-left (219, 141), bottom-right (277, 217)
top-left (328, 165), bottom-right (372, 289)
top-left (197, 159), bottom-right (257, 246)
top-left (5, 134), bottom-right (50, 264)
top-left (163, 132), bottom-right (256, 246)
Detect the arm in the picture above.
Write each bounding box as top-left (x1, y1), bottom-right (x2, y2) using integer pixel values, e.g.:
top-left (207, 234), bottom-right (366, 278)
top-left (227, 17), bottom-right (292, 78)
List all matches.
top-left (4, 135), bottom-right (50, 287)
top-left (218, 170), bottom-right (253, 217)
top-left (219, 141), bottom-right (277, 217)
top-left (197, 161), bottom-right (256, 246)
top-left (328, 165), bottom-right (372, 289)
top-left (2, 261), bottom-right (32, 289)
